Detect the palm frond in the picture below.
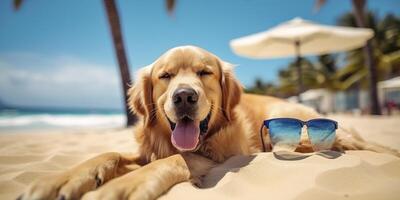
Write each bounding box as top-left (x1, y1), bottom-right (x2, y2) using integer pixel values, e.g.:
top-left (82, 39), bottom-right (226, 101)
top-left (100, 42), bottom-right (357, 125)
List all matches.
top-left (166, 0), bottom-right (176, 16)
top-left (340, 68), bottom-right (368, 90)
top-left (13, 0), bottom-right (23, 10)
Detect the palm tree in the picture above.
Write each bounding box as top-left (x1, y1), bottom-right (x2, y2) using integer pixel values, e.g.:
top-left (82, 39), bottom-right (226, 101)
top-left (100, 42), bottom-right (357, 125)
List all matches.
top-left (273, 10), bottom-right (400, 109)
top-left (278, 58), bottom-right (324, 95)
top-left (351, 0), bottom-right (381, 115)
top-left (314, 54), bottom-right (344, 90)
top-left (244, 78), bottom-right (280, 96)
top-left (336, 12), bottom-right (400, 93)
top-left (245, 53), bottom-right (344, 98)
top-left (245, 56), bottom-right (332, 98)
top-left (244, 78), bottom-right (267, 95)
top-left (13, 0), bottom-right (137, 126)
top-left (315, 0), bottom-right (382, 114)
top-left (103, 0), bottom-right (137, 126)
top-left (14, 0), bottom-right (177, 126)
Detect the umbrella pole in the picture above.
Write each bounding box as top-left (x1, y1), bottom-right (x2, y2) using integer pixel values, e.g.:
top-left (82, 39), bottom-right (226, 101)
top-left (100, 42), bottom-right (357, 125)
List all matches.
top-left (295, 40), bottom-right (303, 103)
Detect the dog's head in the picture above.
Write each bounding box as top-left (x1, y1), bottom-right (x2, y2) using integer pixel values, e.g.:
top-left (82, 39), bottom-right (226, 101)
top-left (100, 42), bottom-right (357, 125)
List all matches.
top-left (129, 46), bottom-right (241, 152)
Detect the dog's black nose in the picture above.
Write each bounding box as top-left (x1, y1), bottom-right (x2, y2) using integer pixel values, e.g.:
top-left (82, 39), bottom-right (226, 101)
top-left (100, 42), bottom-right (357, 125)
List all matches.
top-left (173, 88), bottom-right (198, 107)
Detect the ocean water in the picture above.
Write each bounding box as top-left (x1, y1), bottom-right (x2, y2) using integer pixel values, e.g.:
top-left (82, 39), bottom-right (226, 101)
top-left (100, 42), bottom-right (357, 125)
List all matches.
top-left (0, 107), bottom-right (126, 132)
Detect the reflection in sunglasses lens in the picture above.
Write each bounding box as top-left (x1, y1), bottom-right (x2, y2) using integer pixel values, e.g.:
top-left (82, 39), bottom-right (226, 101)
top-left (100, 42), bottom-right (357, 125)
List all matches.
top-left (268, 119), bottom-right (302, 152)
top-left (307, 119), bottom-right (336, 151)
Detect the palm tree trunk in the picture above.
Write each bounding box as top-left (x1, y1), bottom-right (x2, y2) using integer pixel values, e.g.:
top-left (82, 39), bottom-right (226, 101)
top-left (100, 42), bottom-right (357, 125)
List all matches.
top-left (103, 0), bottom-right (137, 125)
top-left (351, 0), bottom-right (381, 115)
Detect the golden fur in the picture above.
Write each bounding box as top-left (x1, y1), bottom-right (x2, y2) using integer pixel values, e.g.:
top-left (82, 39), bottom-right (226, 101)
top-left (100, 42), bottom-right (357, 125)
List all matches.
top-left (20, 46), bottom-right (400, 200)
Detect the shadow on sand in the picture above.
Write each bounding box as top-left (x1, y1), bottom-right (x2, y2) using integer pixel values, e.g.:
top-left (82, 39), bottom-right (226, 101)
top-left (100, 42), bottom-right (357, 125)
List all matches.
top-left (273, 150), bottom-right (343, 161)
top-left (199, 150), bottom-right (342, 188)
top-left (200, 155), bottom-right (257, 188)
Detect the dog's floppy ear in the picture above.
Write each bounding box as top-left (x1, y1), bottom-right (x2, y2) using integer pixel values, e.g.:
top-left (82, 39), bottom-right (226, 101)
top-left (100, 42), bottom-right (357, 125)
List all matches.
top-left (128, 66), bottom-right (155, 127)
top-left (220, 61), bottom-right (242, 121)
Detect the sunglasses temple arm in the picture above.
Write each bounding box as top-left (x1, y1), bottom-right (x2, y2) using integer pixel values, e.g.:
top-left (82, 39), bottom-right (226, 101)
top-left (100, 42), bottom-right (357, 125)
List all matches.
top-left (260, 124), bottom-right (267, 152)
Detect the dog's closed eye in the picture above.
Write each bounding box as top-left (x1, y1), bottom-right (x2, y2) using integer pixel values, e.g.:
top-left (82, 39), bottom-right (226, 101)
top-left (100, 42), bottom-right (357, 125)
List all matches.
top-left (197, 70), bottom-right (213, 77)
top-left (159, 72), bottom-right (173, 79)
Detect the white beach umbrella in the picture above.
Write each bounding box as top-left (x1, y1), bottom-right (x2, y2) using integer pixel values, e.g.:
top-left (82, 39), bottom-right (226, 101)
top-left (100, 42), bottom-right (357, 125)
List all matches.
top-left (230, 17), bottom-right (374, 101)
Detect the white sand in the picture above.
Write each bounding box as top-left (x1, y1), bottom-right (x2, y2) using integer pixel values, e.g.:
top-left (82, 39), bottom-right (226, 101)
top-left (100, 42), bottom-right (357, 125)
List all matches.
top-left (0, 115), bottom-right (399, 200)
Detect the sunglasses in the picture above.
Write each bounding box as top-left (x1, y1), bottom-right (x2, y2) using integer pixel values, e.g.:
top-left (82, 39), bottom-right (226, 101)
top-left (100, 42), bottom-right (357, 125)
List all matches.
top-left (260, 118), bottom-right (338, 152)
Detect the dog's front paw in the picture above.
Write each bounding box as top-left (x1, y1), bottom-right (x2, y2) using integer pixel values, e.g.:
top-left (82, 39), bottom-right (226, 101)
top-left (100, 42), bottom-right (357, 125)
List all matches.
top-left (17, 152), bottom-right (122, 200)
top-left (82, 154), bottom-right (191, 200)
top-left (81, 171), bottom-right (155, 200)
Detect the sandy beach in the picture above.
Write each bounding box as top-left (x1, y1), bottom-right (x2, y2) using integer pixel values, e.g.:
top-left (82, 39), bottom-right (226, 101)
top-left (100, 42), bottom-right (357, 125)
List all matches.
top-left (0, 115), bottom-right (399, 200)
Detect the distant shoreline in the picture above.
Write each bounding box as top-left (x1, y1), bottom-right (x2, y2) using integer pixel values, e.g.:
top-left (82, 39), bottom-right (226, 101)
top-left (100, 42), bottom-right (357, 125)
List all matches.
top-left (0, 106), bottom-right (126, 131)
top-left (0, 104), bottom-right (123, 114)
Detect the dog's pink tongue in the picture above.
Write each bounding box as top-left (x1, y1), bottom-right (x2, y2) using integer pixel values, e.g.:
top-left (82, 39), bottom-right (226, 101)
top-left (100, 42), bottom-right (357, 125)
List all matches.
top-left (171, 121), bottom-right (200, 151)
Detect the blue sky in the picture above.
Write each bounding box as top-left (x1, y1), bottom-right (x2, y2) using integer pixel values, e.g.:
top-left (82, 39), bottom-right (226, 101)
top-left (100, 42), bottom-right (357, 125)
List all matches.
top-left (0, 0), bottom-right (399, 109)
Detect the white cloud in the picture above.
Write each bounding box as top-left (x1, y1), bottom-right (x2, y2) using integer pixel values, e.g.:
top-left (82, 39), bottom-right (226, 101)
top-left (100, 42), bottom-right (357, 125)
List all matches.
top-left (0, 53), bottom-right (125, 109)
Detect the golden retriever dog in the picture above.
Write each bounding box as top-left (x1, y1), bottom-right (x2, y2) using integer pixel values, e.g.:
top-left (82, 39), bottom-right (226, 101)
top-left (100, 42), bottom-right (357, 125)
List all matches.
top-left (19, 46), bottom-right (399, 200)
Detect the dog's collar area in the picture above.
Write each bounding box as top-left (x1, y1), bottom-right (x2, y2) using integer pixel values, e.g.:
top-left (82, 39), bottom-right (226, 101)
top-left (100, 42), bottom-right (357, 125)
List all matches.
top-left (168, 119), bottom-right (176, 130)
top-left (199, 112), bottom-right (211, 134)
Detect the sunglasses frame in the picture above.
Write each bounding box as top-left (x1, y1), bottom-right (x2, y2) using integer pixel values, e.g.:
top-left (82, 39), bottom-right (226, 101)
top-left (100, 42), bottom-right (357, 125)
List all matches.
top-left (260, 118), bottom-right (338, 152)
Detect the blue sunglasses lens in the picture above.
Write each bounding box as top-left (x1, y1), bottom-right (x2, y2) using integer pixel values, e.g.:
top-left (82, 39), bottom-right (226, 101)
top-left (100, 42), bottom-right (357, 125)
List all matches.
top-left (267, 119), bottom-right (302, 151)
top-left (307, 119), bottom-right (336, 151)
